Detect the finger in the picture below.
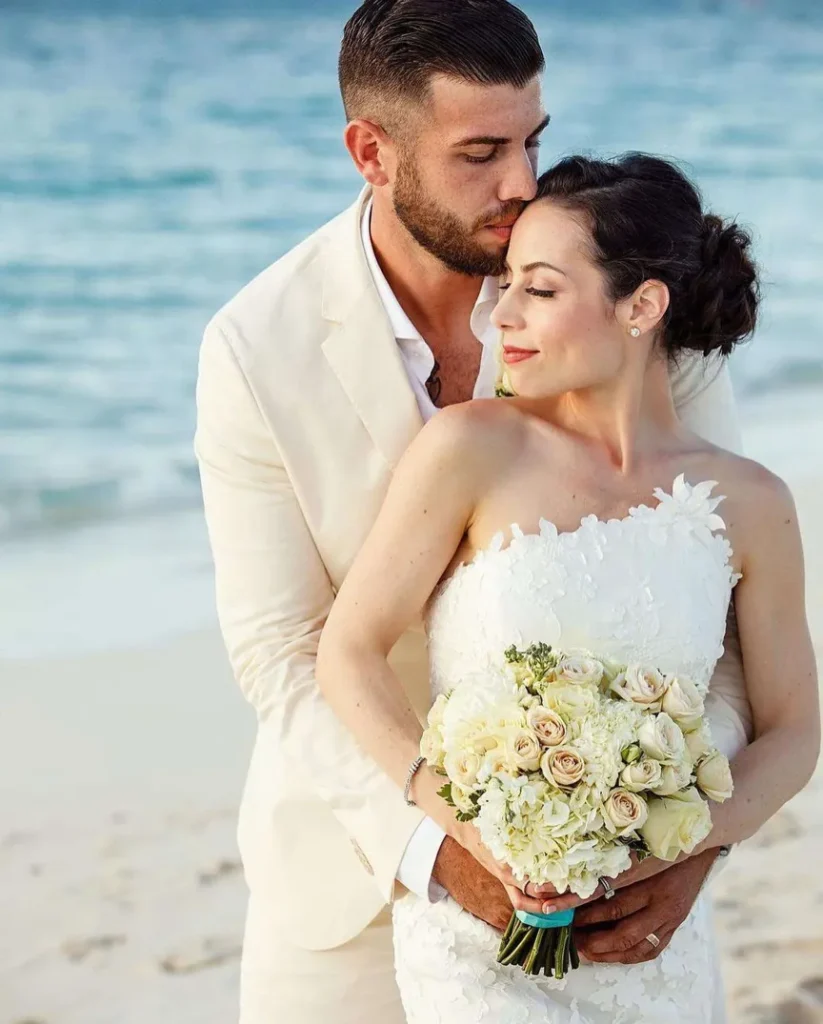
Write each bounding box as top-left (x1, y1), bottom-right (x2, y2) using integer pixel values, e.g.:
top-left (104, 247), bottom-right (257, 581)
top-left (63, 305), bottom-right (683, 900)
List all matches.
top-left (580, 926), bottom-right (675, 964)
top-left (573, 884), bottom-right (651, 928)
top-left (506, 884), bottom-right (553, 918)
top-left (529, 881), bottom-right (560, 898)
top-left (576, 900), bottom-right (680, 958)
top-left (539, 890), bottom-right (588, 914)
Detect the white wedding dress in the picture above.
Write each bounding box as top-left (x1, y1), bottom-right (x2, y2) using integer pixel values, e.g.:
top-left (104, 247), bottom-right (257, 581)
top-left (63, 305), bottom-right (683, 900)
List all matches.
top-left (393, 475), bottom-right (750, 1024)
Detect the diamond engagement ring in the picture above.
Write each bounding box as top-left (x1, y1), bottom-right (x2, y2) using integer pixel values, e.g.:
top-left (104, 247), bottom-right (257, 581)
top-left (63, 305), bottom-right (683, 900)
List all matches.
top-left (598, 876), bottom-right (616, 900)
top-left (646, 932), bottom-right (661, 949)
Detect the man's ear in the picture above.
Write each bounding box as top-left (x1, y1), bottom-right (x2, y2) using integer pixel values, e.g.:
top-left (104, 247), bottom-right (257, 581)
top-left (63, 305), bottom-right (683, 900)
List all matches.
top-left (344, 119), bottom-right (391, 187)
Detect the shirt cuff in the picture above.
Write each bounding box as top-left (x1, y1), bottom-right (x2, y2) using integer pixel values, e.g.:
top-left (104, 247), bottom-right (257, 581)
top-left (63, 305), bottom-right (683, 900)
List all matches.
top-left (396, 816), bottom-right (448, 902)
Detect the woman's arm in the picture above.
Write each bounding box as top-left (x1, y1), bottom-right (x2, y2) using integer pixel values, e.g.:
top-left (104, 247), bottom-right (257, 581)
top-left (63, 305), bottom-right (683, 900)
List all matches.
top-left (695, 469), bottom-right (820, 851)
top-left (316, 406), bottom-right (488, 835)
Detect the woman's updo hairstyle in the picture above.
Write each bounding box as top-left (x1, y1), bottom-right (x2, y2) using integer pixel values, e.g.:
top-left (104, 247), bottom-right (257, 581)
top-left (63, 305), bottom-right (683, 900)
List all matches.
top-left (535, 154), bottom-right (759, 358)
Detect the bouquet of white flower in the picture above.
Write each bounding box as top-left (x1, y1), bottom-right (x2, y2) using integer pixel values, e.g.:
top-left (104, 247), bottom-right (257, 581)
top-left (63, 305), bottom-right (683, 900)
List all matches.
top-left (420, 642), bottom-right (734, 979)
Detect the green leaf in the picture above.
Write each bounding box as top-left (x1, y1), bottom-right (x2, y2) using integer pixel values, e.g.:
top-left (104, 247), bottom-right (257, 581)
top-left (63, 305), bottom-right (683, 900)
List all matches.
top-left (438, 783), bottom-right (455, 807)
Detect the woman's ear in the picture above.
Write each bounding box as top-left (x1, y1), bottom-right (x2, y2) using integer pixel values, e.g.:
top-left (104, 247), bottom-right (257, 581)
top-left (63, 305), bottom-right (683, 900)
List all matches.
top-left (622, 279), bottom-right (670, 337)
top-left (343, 119), bottom-right (391, 187)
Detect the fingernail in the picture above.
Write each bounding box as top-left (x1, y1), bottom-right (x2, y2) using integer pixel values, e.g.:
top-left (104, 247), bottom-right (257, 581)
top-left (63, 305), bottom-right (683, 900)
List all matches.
top-left (542, 903), bottom-right (557, 914)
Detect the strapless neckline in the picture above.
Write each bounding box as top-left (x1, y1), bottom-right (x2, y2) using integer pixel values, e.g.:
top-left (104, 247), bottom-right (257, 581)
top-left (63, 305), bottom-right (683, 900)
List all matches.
top-left (443, 473), bottom-right (737, 595)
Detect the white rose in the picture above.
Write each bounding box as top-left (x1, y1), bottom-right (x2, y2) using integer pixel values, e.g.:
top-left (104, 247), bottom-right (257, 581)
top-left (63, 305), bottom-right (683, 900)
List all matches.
top-left (696, 751), bottom-right (734, 803)
top-left (543, 684), bottom-right (598, 719)
top-left (420, 726), bottom-right (445, 769)
top-left (427, 693), bottom-right (450, 730)
top-left (639, 788), bottom-right (713, 861)
top-left (555, 655), bottom-right (604, 687)
top-left (684, 725), bottom-right (712, 764)
top-left (638, 713), bottom-right (687, 764)
top-left (542, 746), bottom-right (585, 787)
top-left (611, 665), bottom-right (670, 710)
top-left (620, 757), bottom-right (663, 793)
top-left (661, 677), bottom-right (705, 731)
top-left (451, 782), bottom-right (477, 816)
top-left (652, 758), bottom-right (693, 796)
top-left (527, 705), bottom-right (568, 747)
top-left (443, 749), bottom-right (482, 790)
top-left (483, 741), bottom-right (513, 778)
top-left (603, 788), bottom-right (649, 836)
top-left (506, 729), bottom-right (543, 771)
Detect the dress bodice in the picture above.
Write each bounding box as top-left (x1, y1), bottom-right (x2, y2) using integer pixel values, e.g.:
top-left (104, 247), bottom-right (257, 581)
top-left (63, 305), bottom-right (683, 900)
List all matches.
top-left (426, 475), bottom-right (741, 701)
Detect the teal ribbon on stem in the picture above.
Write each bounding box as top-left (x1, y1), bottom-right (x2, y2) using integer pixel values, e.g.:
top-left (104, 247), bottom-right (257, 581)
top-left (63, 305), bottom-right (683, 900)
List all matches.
top-left (515, 908), bottom-right (575, 929)
top-left (498, 908), bottom-right (579, 978)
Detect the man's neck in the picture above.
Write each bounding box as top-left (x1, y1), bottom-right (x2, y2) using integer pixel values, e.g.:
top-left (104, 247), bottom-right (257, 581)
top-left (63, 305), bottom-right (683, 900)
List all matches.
top-left (369, 192), bottom-right (485, 340)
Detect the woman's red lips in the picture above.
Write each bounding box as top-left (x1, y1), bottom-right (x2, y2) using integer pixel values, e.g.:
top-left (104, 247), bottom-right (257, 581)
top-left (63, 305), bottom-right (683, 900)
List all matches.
top-left (502, 345), bottom-right (538, 364)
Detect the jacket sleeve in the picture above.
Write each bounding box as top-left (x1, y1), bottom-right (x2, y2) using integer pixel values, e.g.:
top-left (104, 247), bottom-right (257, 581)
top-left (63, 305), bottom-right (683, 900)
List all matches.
top-left (670, 353), bottom-right (744, 455)
top-left (194, 319), bottom-right (424, 902)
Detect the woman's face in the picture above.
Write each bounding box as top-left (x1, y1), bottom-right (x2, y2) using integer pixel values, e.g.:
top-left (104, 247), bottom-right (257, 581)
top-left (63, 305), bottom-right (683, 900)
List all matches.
top-left (491, 200), bottom-right (631, 399)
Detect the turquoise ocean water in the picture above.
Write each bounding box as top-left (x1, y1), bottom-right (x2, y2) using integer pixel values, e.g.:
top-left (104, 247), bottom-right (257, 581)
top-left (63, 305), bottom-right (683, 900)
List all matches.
top-left (1, 0), bottom-right (822, 656)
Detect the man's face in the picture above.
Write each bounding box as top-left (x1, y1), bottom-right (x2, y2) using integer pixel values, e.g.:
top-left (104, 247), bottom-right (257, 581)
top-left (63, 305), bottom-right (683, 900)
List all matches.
top-left (389, 75), bottom-right (547, 276)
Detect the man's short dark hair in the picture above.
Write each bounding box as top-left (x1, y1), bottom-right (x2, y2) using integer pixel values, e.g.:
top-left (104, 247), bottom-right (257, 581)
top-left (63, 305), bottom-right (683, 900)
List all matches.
top-left (339, 0), bottom-right (545, 129)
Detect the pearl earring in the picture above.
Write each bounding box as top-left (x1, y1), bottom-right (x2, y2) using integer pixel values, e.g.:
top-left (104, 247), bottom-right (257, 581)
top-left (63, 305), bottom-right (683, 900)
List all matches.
top-left (629, 327), bottom-right (641, 337)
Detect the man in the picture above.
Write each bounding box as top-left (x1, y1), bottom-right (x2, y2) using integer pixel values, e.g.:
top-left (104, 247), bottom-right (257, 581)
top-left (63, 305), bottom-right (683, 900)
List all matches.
top-left (194, 1), bottom-right (744, 1021)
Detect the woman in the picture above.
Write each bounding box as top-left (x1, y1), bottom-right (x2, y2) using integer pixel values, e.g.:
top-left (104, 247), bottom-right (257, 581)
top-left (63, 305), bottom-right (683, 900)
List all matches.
top-left (315, 154), bottom-right (820, 1022)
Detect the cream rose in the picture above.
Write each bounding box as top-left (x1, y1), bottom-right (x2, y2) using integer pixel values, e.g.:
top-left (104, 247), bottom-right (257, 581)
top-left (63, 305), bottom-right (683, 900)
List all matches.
top-left (527, 705), bottom-right (568, 747)
top-left (684, 725), bottom-right (712, 764)
top-left (661, 676), bottom-right (705, 731)
top-left (604, 788), bottom-right (649, 836)
top-left (555, 655), bottom-right (604, 687)
top-left (639, 788), bottom-right (713, 861)
top-left (506, 729), bottom-right (543, 771)
top-left (652, 758), bottom-right (693, 796)
top-left (696, 751), bottom-right (734, 803)
top-left (443, 749), bottom-right (482, 789)
top-left (542, 746), bottom-right (585, 787)
top-left (638, 712), bottom-right (687, 764)
top-left (611, 664), bottom-right (670, 710)
top-left (620, 757), bottom-right (663, 793)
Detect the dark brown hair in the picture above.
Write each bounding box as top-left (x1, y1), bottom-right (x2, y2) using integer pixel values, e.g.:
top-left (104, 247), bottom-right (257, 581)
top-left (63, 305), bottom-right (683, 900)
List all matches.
top-left (536, 154), bottom-right (759, 358)
top-left (339, 0), bottom-right (545, 126)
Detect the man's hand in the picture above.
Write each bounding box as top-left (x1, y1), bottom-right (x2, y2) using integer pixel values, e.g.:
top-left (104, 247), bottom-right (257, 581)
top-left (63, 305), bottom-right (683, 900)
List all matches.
top-left (572, 848), bottom-right (720, 964)
top-left (430, 836), bottom-right (520, 932)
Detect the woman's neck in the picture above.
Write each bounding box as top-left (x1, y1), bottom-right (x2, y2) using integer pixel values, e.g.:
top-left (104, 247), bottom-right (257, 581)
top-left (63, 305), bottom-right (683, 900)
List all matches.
top-left (529, 355), bottom-right (682, 475)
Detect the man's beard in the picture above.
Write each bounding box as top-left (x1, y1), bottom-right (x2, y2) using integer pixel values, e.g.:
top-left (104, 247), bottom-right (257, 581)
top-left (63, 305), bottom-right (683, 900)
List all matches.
top-left (392, 159), bottom-right (523, 277)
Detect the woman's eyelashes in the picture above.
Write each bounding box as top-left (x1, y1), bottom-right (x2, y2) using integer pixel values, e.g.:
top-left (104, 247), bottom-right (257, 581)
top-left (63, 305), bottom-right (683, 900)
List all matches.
top-left (498, 283), bottom-right (555, 298)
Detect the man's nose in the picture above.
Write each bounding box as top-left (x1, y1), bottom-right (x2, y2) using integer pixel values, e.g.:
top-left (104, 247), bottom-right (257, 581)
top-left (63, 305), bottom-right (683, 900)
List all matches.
top-left (497, 150), bottom-right (538, 204)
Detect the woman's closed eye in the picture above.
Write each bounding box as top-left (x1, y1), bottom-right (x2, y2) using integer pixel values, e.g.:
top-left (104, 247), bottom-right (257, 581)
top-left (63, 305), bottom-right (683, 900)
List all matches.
top-left (499, 284), bottom-right (556, 298)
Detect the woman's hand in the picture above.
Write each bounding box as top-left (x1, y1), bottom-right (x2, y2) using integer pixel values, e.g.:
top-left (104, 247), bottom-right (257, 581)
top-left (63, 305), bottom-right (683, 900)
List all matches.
top-left (534, 852), bottom-right (672, 915)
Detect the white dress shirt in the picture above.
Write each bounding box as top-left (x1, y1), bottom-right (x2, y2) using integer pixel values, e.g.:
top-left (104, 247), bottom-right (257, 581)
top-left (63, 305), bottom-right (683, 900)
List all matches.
top-left (361, 201), bottom-right (500, 901)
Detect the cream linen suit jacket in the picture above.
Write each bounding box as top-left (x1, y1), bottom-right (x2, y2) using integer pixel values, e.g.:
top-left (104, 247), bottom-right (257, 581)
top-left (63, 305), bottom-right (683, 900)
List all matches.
top-left (194, 186), bottom-right (743, 953)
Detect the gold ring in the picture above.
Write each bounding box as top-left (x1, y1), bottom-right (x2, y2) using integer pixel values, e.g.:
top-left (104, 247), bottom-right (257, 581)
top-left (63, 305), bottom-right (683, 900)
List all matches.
top-left (646, 932), bottom-right (660, 949)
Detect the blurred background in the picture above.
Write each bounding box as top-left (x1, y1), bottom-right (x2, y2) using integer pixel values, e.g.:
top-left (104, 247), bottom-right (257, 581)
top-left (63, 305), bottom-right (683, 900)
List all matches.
top-left (1, 1), bottom-right (821, 1022)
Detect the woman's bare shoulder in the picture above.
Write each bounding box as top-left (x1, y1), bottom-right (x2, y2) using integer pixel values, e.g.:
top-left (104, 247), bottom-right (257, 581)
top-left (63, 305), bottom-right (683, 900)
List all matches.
top-left (401, 398), bottom-right (532, 478)
top-left (700, 448), bottom-right (798, 550)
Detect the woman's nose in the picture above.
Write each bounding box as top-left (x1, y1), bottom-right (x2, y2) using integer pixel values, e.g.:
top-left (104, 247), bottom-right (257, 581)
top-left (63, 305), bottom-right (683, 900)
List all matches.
top-left (491, 289), bottom-right (524, 332)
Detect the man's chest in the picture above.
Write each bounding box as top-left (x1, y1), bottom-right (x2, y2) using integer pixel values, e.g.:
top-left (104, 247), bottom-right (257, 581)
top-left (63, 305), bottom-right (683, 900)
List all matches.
top-left (427, 331), bottom-right (486, 408)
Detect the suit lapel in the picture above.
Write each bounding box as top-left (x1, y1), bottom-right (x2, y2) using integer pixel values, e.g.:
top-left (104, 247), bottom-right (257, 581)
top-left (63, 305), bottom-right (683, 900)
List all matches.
top-left (321, 187), bottom-right (424, 469)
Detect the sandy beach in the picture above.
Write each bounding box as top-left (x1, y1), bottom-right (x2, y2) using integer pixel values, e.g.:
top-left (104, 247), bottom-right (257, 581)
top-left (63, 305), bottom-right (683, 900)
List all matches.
top-left (2, 418), bottom-right (822, 1024)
